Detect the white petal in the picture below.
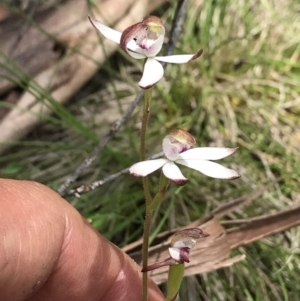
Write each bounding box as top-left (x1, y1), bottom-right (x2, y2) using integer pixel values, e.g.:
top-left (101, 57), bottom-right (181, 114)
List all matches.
top-left (89, 16), bottom-right (121, 44)
top-left (168, 247), bottom-right (181, 261)
top-left (176, 159), bottom-right (240, 180)
top-left (177, 147), bottom-right (238, 161)
top-left (127, 40), bottom-right (146, 55)
top-left (139, 58), bottom-right (164, 89)
top-left (129, 159), bottom-right (168, 177)
top-left (155, 55), bottom-right (193, 63)
top-left (127, 40), bottom-right (146, 59)
top-left (155, 49), bottom-right (203, 64)
top-left (128, 50), bottom-right (146, 59)
top-left (143, 35), bottom-right (164, 57)
top-left (162, 162), bottom-right (188, 185)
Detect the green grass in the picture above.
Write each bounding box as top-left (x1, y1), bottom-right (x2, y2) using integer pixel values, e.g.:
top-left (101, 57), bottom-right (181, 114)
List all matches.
top-left (1, 0), bottom-right (300, 300)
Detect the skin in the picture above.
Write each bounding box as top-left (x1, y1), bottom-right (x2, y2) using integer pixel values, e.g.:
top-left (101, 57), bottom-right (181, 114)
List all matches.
top-left (0, 179), bottom-right (164, 301)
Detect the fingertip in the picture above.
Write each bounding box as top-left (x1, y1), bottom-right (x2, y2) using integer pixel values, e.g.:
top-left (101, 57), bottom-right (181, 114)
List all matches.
top-left (0, 179), bottom-right (67, 300)
top-left (0, 178), bottom-right (164, 300)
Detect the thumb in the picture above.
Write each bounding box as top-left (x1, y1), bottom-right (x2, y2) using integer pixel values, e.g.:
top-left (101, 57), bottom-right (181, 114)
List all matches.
top-left (0, 179), bottom-right (164, 301)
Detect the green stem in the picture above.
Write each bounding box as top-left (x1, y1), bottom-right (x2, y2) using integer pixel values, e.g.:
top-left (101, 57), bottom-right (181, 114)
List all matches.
top-left (141, 87), bottom-right (153, 301)
top-left (140, 88), bottom-right (153, 204)
top-left (142, 209), bottom-right (152, 301)
top-left (140, 88), bottom-right (152, 161)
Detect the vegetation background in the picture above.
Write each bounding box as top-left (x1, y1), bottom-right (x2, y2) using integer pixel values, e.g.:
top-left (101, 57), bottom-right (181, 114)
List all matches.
top-left (0, 0), bottom-right (300, 300)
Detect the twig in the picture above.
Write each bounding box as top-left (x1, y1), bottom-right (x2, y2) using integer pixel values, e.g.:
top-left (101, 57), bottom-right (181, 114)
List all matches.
top-left (67, 152), bottom-right (164, 197)
top-left (58, 91), bottom-right (144, 196)
top-left (70, 167), bottom-right (129, 198)
top-left (162, 0), bottom-right (187, 58)
top-left (59, 1), bottom-right (189, 197)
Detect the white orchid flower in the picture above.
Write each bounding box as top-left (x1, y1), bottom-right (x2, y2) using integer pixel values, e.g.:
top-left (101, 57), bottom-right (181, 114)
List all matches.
top-left (168, 228), bottom-right (210, 263)
top-left (89, 15), bottom-right (203, 89)
top-left (129, 129), bottom-right (240, 185)
top-left (142, 228), bottom-right (209, 272)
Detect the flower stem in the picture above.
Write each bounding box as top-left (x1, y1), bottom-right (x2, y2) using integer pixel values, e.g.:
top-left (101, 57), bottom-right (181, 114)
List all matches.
top-left (140, 87), bottom-right (153, 301)
top-left (140, 88), bottom-right (153, 204)
top-left (140, 88), bottom-right (152, 161)
top-left (142, 209), bottom-right (152, 301)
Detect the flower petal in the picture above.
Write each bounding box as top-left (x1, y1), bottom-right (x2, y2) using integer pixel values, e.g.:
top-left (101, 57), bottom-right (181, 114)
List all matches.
top-left (126, 38), bottom-right (146, 53)
top-left (139, 58), bottom-right (164, 89)
top-left (162, 162), bottom-right (188, 185)
top-left (176, 159), bottom-right (240, 180)
top-left (169, 247), bottom-right (191, 263)
top-left (89, 16), bottom-right (121, 44)
top-left (155, 48), bottom-right (203, 64)
top-left (168, 247), bottom-right (181, 261)
top-left (120, 22), bottom-right (144, 55)
top-left (128, 50), bottom-right (147, 59)
top-left (129, 158), bottom-right (168, 177)
top-left (127, 40), bottom-right (147, 59)
top-left (177, 147), bottom-right (238, 161)
top-left (143, 34), bottom-right (164, 57)
top-left (172, 239), bottom-right (196, 250)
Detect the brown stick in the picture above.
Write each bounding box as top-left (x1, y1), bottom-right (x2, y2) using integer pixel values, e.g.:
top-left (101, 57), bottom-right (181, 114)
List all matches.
top-left (227, 205), bottom-right (300, 249)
